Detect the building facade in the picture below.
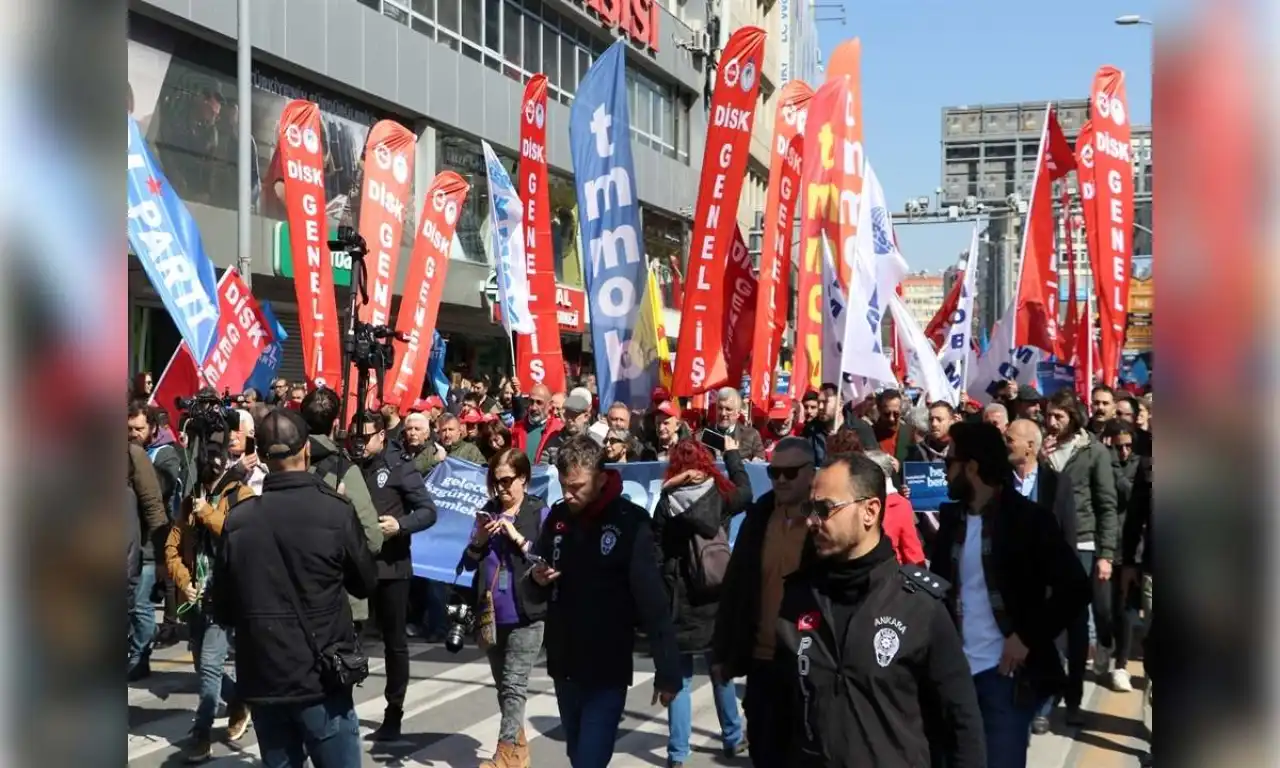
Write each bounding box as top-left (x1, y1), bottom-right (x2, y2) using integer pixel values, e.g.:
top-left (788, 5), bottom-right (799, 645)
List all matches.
top-left (899, 272), bottom-right (945, 330)
top-left (939, 99), bottom-right (1152, 333)
top-left (127, 0), bottom-right (710, 386)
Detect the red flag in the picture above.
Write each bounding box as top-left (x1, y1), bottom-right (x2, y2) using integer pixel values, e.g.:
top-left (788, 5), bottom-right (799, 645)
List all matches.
top-left (722, 226), bottom-right (757, 386)
top-left (1013, 106), bottom-right (1073, 353)
top-left (1060, 195), bottom-right (1080, 359)
top-left (672, 26), bottom-right (766, 397)
top-left (1084, 67), bottom-right (1134, 386)
top-left (385, 172), bottom-right (470, 408)
top-left (348, 120), bottom-right (416, 412)
top-left (748, 79), bottom-right (812, 407)
top-left (200, 268), bottom-right (274, 393)
top-left (792, 77), bottom-right (849, 398)
top-left (515, 75), bottom-right (566, 394)
top-left (925, 276), bottom-right (963, 349)
top-left (151, 343), bottom-right (205, 433)
top-left (277, 100), bottom-right (342, 389)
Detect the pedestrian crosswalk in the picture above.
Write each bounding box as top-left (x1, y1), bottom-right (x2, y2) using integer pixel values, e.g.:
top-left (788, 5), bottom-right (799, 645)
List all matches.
top-left (128, 639), bottom-right (740, 767)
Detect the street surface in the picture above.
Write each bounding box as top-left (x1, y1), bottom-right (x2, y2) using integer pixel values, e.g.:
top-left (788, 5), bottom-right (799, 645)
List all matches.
top-left (128, 634), bottom-right (1150, 766)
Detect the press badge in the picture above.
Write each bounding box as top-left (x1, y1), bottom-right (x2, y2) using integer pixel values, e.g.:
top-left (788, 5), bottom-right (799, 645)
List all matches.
top-left (497, 570), bottom-right (511, 592)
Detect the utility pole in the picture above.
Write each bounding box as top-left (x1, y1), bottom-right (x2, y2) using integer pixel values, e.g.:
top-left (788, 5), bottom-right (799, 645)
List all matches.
top-left (237, 0), bottom-right (253, 286)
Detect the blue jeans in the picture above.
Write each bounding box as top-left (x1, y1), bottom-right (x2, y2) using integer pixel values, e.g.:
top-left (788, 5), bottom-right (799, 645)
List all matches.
top-left (250, 692), bottom-right (360, 768)
top-left (973, 669), bottom-right (1037, 768)
top-left (553, 679), bottom-right (628, 768)
top-left (190, 613), bottom-right (237, 735)
top-left (128, 562), bottom-right (157, 671)
top-left (668, 652), bottom-right (743, 763)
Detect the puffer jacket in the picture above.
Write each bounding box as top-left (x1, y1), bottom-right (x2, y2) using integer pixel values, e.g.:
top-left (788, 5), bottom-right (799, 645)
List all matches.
top-left (651, 450), bottom-right (752, 653)
top-left (164, 479), bottom-right (255, 594)
top-left (1046, 430), bottom-right (1119, 560)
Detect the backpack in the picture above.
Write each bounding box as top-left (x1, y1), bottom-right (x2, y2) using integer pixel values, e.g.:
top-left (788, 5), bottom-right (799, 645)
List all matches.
top-left (146, 444), bottom-right (188, 523)
top-left (685, 526), bottom-right (732, 604)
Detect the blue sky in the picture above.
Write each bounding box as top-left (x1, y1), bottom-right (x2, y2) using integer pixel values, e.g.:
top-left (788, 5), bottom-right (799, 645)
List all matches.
top-left (815, 0), bottom-right (1154, 272)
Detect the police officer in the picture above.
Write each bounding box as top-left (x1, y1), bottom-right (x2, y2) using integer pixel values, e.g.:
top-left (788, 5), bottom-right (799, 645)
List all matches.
top-left (350, 409), bottom-right (440, 741)
top-left (774, 452), bottom-right (986, 767)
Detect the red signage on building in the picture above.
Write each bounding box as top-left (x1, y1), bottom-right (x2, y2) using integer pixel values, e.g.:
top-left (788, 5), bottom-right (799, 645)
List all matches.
top-left (580, 0), bottom-right (660, 52)
top-left (494, 284), bottom-right (587, 334)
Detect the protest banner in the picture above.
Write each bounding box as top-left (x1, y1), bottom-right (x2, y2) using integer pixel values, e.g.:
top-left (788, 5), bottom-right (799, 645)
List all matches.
top-left (902, 460), bottom-right (953, 511)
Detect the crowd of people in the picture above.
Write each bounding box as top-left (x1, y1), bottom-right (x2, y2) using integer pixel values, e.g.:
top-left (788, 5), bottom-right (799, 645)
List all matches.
top-left (127, 368), bottom-right (1153, 768)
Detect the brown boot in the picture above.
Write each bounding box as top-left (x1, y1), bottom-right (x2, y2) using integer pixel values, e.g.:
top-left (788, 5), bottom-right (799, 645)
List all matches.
top-left (514, 729), bottom-right (531, 767)
top-left (478, 741), bottom-right (520, 768)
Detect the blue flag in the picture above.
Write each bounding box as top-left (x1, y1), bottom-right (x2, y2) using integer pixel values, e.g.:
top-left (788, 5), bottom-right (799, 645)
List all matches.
top-left (126, 115), bottom-right (220, 363)
top-left (570, 40), bottom-right (654, 411)
top-left (978, 325), bottom-right (991, 356)
top-left (245, 302), bottom-right (289, 395)
top-left (427, 330), bottom-right (449, 397)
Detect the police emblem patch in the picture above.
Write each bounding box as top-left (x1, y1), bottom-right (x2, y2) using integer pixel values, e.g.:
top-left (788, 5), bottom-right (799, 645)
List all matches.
top-left (600, 531), bottom-right (617, 555)
top-left (873, 627), bottom-right (901, 668)
top-left (376, 469), bottom-right (390, 488)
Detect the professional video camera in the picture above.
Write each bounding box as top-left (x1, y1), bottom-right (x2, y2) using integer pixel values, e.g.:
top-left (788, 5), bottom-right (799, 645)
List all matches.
top-left (328, 225), bottom-right (408, 456)
top-left (443, 599), bottom-right (476, 654)
top-left (175, 388), bottom-right (239, 439)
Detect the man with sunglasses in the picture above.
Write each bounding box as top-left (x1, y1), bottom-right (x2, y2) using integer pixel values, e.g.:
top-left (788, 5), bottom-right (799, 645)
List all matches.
top-left (710, 437), bottom-right (818, 767)
top-left (773, 452), bottom-right (986, 768)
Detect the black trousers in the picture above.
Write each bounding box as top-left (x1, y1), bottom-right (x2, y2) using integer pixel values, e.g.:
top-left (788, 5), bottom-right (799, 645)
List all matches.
top-left (744, 659), bottom-right (790, 768)
top-left (1066, 551), bottom-right (1113, 708)
top-left (373, 578), bottom-right (411, 710)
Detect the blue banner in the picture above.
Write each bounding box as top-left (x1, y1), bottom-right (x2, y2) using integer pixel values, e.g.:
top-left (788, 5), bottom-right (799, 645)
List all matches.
top-left (427, 330), bottom-right (449, 397)
top-left (411, 459), bottom-right (773, 585)
top-left (126, 115), bottom-right (220, 363)
top-left (570, 40), bottom-right (655, 412)
top-left (1035, 361), bottom-right (1076, 397)
top-left (245, 302), bottom-right (288, 395)
top-left (903, 460), bottom-right (953, 511)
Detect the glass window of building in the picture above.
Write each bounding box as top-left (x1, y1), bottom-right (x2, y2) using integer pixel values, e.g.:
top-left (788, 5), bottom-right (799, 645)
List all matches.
top-left (411, 0), bottom-right (433, 20)
top-left (502, 1), bottom-right (521, 81)
top-left (437, 0), bottom-right (459, 34)
top-left (460, 0), bottom-right (482, 61)
top-left (383, 1), bottom-right (410, 26)
top-left (548, 173), bottom-right (582, 287)
top-left (643, 208), bottom-right (685, 309)
top-left (542, 24), bottom-right (559, 89)
top-left (522, 10), bottom-right (540, 77)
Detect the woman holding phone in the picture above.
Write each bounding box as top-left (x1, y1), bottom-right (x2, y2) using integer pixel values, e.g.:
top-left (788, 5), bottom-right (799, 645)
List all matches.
top-left (459, 448), bottom-right (551, 768)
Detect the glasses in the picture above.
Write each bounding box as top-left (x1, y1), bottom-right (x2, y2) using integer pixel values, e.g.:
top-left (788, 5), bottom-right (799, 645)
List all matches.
top-left (1114, 442), bottom-right (1134, 452)
top-left (807, 496), bottom-right (873, 521)
top-left (493, 474), bottom-right (523, 489)
top-left (767, 463), bottom-right (812, 481)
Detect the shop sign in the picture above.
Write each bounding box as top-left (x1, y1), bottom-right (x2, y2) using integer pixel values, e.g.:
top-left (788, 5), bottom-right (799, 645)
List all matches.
top-left (492, 282), bottom-right (586, 333)
top-left (272, 221), bottom-right (353, 287)
top-left (576, 0), bottom-right (661, 52)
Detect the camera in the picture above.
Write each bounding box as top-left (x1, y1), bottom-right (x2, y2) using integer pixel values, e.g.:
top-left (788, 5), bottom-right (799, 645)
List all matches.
top-left (443, 602), bottom-right (475, 654)
top-left (175, 388), bottom-right (239, 438)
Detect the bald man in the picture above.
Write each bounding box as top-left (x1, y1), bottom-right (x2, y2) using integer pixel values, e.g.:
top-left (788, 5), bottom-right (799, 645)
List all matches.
top-left (1005, 419), bottom-right (1076, 547)
top-left (512, 383), bottom-right (563, 464)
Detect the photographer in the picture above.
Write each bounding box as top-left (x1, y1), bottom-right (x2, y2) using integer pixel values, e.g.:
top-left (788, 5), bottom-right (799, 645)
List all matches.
top-left (163, 442), bottom-right (253, 761)
top-left (349, 410), bottom-right (439, 742)
top-left (458, 448), bottom-right (550, 768)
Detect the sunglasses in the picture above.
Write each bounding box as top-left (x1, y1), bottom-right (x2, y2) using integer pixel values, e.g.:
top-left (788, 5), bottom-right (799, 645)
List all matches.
top-left (767, 463), bottom-right (812, 481)
top-left (807, 496), bottom-right (873, 521)
top-left (493, 474), bottom-right (522, 489)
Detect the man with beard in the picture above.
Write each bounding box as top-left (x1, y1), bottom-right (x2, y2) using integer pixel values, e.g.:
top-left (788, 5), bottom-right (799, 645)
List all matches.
top-left (350, 411), bottom-right (438, 741)
top-left (436, 414), bottom-right (487, 465)
top-left (773, 452), bottom-right (984, 767)
top-left (917, 401), bottom-right (960, 462)
top-left (930, 423), bottom-right (1090, 767)
top-left (512, 383), bottom-right (563, 464)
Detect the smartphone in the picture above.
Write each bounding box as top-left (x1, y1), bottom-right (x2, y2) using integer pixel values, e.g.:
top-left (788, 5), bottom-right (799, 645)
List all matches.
top-left (699, 429), bottom-right (726, 452)
top-left (245, 436), bottom-right (257, 456)
top-left (524, 552), bottom-right (549, 568)
top-left (475, 510), bottom-right (493, 523)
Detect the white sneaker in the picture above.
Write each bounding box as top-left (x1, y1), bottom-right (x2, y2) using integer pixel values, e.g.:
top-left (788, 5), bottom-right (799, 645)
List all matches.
top-left (1092, 646), bottom-right (1112, 676)
top-left (1111, 668), bottom-right (1134, 692)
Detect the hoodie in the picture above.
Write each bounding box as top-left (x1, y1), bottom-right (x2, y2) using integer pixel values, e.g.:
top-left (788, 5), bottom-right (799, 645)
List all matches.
top-left (145, 429), bottom-right (186, 522)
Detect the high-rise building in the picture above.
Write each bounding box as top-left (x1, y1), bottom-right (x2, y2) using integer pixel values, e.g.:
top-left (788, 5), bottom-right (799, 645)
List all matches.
top-left (899, 272), bottom-right (946, 330)
top-left (939, 100), bottom-right (1152, 332)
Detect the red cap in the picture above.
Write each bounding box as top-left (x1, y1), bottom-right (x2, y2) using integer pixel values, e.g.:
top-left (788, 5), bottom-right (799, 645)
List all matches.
top-left (460, 409), bottom-right (487, 424)
top-left (655, 399), bottom-right (680, 419)
top-left (768, 396), bottom-right (792, 420)
top-left (650, 386), bottom-right (672, 405)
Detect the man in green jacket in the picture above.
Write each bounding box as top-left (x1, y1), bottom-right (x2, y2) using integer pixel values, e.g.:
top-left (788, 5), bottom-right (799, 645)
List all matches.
top-left (300, 388), bottom-right (384, 624)
top-left (435, 413), bottom-right (486, 465)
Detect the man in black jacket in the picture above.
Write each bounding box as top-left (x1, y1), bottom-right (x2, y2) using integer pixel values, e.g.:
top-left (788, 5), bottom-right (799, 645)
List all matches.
top-left (528, 436), bottom-right (682, 768)
top-left (351, 410), bottom-right (439, 741)
top-left (774, 452), bottom-right (985, 768)
top-left (711, 436), bottom-right (817, 767)
top-left (212, 408), bottom-right (378, 768)
top-left (930, 423), bottom-right (1091, 768)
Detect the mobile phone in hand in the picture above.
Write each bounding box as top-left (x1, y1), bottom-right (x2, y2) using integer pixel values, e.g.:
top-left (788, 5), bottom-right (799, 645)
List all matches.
top-left (699, 429), bottom-right (726, 452)
top-left (525, 552), bottom-right (549, 568)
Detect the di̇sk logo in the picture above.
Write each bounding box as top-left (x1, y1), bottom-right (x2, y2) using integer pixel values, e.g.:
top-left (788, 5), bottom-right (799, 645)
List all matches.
top-left (393, 155), bottom-right (409, 184)
top-left (797, 611), bottom-right (820, 631)
top-left (740, 60), bottom-right (757, 92)
top-left (302, 127), bottom-right (320, 154)
top-left (376, 468), bottom-right (390, 488)
top-left (1079, 142), bottom-right (1095, 168)
top-left (374, 143), bottom-right (393, 170)
top-left (524, 100), bottom-right (537, 125)
top-left (722, 58), bottom-right (741, 89)
top-left (285, 124), bottom-right (303, 148)
top-left (431, 189), bottom-right (460, 226)
top-left (535, 103), bottom-right (545, 129)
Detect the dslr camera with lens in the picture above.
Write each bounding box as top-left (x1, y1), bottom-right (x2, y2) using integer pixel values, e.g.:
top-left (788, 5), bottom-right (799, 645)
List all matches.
top-left (443, 601), bottom-right (475, 654)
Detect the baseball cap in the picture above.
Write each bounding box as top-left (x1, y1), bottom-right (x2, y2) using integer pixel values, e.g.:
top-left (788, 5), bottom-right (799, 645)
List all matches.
top-left (1015, 385), bottom-right (1042, 402)
top-left (564, 388), bottom-right (592, 414)
top-left (768, 396), bottom-right (792, 420)
top-left (655, 400), bottom-right (680, 419)
top-left (257, 408), bottom-right (310, 460)
top-left (650, 386), bottom-right (671, 405)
